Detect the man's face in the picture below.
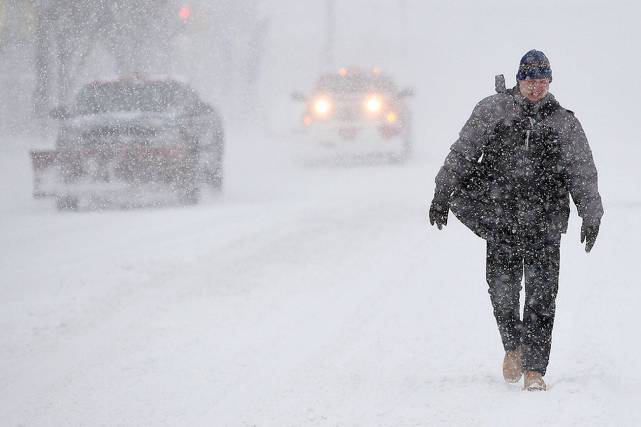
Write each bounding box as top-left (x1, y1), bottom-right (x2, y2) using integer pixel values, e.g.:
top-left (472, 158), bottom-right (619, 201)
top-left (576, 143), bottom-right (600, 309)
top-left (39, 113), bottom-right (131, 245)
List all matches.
top-left (518, 79), bottom-right (550, 102)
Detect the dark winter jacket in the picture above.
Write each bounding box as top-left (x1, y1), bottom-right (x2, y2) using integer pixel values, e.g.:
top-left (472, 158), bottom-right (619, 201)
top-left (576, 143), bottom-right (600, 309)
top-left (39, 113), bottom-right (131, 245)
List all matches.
top-left (435, 86), bottom-right (603, 239)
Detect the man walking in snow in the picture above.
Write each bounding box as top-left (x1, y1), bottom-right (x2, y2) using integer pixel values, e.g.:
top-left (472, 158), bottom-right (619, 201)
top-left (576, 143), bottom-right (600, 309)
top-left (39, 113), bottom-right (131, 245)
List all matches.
top-left (428, 50), bottom-right (603, 391)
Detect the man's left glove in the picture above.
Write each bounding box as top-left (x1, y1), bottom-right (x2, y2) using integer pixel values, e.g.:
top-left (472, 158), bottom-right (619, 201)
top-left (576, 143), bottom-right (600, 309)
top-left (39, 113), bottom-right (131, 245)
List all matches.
top-left (580, 217), bottom-right (601, 253)
top-left (429, 192), bottom-right (450, 230)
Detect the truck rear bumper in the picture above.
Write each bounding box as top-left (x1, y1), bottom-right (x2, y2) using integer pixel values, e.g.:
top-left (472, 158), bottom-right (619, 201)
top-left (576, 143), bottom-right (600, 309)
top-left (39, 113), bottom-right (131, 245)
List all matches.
top-left (30, 145), bottom-right (196, 206)
top-left (292, 124), bottom-right (410, 164)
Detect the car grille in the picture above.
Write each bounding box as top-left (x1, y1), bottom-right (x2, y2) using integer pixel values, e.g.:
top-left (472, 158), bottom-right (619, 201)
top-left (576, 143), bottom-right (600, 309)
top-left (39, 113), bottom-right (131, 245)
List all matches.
top-left (59, 144), bottom-right (191, 184)
top-left (82, 125), bottom-right (158, 139)
top-left (335, 106), bottom-right (359, 122)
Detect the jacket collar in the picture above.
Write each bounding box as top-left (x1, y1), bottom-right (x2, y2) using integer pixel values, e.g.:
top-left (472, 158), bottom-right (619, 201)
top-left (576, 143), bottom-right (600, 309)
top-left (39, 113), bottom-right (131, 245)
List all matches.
top-left (510, 87), bottom-right (559, 118)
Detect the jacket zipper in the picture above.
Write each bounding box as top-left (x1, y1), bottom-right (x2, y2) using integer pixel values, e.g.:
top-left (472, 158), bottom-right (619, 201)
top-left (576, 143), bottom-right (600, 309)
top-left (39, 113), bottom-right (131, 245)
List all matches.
top-left (525, 117), bottom-right (535, 150)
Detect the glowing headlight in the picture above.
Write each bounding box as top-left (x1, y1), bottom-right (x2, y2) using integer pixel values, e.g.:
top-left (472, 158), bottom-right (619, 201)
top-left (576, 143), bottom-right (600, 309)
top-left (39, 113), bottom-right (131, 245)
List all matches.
top-left (313, 97), bottom-right (332, 115)
top-left (365, 96), bottom-right (382, 113)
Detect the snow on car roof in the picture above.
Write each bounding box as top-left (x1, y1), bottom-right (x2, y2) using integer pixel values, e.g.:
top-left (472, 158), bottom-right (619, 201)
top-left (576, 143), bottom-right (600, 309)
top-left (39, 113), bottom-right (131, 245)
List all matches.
top-left (315, 68), bottom-right (397, 93)
top-left (91, 74), bottom-right (190, 85)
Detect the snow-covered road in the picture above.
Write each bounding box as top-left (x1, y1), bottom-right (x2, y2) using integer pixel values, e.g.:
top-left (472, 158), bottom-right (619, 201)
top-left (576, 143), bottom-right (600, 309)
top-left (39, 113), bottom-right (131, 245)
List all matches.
top-left (1, 133), bottom-right (640, 426)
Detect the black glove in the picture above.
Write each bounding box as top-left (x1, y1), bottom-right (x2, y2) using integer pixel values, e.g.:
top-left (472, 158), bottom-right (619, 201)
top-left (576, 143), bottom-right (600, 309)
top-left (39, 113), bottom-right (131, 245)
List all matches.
top-left (580, 217), bottom-right (600, 253)
top-left (429, 193), bottom-right (450, 230)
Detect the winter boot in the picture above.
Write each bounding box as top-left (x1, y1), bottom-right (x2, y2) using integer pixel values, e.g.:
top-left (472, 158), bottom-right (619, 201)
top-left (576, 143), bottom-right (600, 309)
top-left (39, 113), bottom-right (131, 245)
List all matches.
top-left (502, 347), bottom-right (523, 383)
top-left (523, 370), bottom-right (547, 391)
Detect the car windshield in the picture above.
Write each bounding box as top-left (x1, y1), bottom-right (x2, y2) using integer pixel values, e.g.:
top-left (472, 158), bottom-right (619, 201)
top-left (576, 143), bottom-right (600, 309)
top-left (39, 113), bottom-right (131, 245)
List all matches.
top-left (315, 73), bottom-right (397, 94)
top-left (74, 81), bottom-right (189, 114)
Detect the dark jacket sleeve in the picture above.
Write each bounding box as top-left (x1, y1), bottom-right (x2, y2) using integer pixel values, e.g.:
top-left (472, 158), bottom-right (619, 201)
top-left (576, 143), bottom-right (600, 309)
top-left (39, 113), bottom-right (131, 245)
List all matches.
top-left (434, 95), bottom-right (500, 196)
top-left (562, 114), bottom-right (603, 222)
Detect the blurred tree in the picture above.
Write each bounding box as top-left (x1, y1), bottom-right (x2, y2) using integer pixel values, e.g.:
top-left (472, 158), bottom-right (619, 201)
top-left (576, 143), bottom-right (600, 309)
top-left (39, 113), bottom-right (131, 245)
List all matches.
top-left (32, 0), bottom-right (104, 115)
top-left (1, 0), bottom-right (38, 131)
top-left (1, 0), bottom-right (269, 132)
top-left (32, 0), bottom-right (176, 114)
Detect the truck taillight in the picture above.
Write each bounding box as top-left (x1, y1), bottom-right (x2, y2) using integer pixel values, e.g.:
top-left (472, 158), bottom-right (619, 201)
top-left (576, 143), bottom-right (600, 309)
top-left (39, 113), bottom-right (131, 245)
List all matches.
top-left (179, 5), bottom-right (191, 21)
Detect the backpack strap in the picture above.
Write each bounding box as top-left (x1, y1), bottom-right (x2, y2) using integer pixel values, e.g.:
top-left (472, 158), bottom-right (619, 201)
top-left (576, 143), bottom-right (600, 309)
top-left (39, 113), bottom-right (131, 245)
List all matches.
top-left (495, 74), bottom-right (506, 94)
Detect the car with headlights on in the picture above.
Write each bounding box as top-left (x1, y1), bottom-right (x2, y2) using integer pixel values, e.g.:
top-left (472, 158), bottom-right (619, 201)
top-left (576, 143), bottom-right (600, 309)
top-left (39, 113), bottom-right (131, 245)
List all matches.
top-left (31, 77), bottom-right (224, 210)
top-left (291, 68), bottom-right (413, 163)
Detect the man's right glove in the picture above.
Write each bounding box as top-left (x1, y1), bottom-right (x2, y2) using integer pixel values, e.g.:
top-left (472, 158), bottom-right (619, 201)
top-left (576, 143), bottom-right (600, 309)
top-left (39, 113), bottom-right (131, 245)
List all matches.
top-left (580, 217), bottom-right (601, 253)
top-left (429, 192), bottom-right (450, 230)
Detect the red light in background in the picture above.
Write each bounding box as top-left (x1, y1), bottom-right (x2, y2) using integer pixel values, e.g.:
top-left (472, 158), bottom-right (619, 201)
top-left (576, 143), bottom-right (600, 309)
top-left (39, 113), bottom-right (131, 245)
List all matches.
top-left (179, 5), bottom-right (191, 21)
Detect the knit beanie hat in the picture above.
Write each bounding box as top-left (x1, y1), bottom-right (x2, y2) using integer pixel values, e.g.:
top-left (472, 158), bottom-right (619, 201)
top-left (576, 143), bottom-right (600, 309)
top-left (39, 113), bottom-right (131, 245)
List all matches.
top-left (517, 50), bottom-right (552, 82)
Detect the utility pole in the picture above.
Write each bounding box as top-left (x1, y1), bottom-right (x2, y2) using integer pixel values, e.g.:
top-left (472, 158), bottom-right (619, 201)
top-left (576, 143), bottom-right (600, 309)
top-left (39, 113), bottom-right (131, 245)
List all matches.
top-left (320, 0), bottom-right (335, 72)
top-left (32, 0), bottom-right (53, 118)
top-left (399, 0), bottom-right (408, 67)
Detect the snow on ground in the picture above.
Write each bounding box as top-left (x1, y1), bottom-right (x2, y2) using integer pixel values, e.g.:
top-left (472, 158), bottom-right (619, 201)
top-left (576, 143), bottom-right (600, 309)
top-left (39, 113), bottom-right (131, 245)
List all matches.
top-left (1, 129), bottom-right (640, 426)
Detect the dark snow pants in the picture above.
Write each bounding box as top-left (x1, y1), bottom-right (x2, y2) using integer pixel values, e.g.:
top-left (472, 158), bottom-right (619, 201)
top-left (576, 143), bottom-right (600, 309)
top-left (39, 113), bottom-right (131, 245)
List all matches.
top-left (486, 231), bottom-right (561, 375)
